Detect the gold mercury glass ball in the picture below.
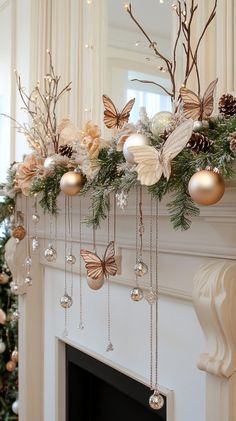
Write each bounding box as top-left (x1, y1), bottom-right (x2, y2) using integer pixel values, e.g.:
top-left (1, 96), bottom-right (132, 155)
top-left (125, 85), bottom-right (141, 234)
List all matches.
top-left (6, 360), bottom-right (16, 372)
top-left (87, 275), bottom-right (104, 290)
top-left (12, 225), bottom-right (26, 240)
top-left (123, 133), bottom-right (150, 164)
top-left (188, 169), bottom-right (225, 206)
top-left (0, 309), bottom-right (6, 325)
top-left (60, 171), bottom-right (85, 196)
top-left (0, 273), bottom-right (9, 285)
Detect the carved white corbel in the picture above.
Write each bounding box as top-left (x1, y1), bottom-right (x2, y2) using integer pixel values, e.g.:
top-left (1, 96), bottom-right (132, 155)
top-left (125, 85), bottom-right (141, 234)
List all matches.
top-left (5, 237), bottom-right (27, 295)
top-left (193, 260), bottom-right (236, 378)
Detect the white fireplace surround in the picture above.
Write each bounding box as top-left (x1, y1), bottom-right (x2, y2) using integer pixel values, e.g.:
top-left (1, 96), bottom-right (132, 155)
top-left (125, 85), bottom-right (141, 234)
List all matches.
top-left (4, 184), bottom-right (236, 421)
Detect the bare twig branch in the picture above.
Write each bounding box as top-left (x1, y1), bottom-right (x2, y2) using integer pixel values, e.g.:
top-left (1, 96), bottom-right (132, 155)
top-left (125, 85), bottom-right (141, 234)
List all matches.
top-left (131, 79), bottom-right (172, 96)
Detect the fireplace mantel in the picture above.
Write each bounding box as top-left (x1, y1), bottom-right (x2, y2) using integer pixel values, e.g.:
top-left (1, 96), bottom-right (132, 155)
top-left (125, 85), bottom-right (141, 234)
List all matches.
top-left (5, 183), bottom-right (236, 421)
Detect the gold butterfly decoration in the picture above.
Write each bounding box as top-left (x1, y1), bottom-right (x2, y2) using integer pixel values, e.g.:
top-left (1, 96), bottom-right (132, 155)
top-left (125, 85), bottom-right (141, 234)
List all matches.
top-left (180, 78), bottom-right (218, 121)
top-left (80, 241), bottom-right (117, 281)
top-left (102, 94), bottom-right (135, 129)
top-left (128, 120), bottom-right (193, 186)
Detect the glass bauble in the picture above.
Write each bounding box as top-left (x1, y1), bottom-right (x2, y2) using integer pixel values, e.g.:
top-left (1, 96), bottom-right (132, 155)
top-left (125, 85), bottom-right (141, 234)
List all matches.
top-left (66, 254), bottom-right (76, 264)
top-left (11, 347), bottom-right (19, 363)
top-left (12, 225), bottom-right (26, 240)
top-left (6, 360), bottom-right (16, 372)
top-left (134, 259), bottom-right (148, 277)
top-left (44, 245), bottom-right (57, 262)
top-left (60, 294), bottom-right (73, 309)
top-left (149, 390), bottom-right (164, 410)
top-left (0, 272), bottom-right (9, 285)
top-left (24, 275), bottom-right (33, 286)
top-left (32, 213), bottom-right (40, 223)
top-left (123, 133), bottom-right (150, 164)
top-left (60, 171), bottom-right (86, 196)
top-left (188, 169), bottom-right (225, 205)
top-left (32, 237), bottom-right (40, 251)
top-left (130, 287), bottom-right (144, 302)
top-left (151, 111), bottom-right (172, 136)
top-left (12, 400), bottom-right (19, 415)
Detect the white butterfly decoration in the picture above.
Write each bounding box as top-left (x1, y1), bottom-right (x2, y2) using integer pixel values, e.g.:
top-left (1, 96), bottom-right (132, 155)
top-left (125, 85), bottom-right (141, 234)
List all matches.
top-left (128, 120), bottom-right (193, 186)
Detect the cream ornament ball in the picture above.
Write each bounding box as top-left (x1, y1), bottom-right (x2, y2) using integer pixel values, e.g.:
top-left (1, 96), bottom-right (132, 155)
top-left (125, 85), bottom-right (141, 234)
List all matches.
top-left (188, 168), bottom-right (225, 205)
top-left (123, 133), bottom-right (150, 164)
top-left (0, 340), bottom-right (6, 354)
top-left (151, 111), bottom-right (173, 136)
top-left (12, 400), bottom-right (19, 415)
top-left (87, 276), bottom-right (104, 290)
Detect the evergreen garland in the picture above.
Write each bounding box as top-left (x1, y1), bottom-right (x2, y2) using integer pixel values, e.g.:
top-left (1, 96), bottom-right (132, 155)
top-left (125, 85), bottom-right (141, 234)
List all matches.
top-left (0, 225), bottom-right (18, 421)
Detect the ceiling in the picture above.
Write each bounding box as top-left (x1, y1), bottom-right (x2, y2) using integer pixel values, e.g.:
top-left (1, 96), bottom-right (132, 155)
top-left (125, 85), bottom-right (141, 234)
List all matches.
top-left (108, 0), bottom-right (173, 40)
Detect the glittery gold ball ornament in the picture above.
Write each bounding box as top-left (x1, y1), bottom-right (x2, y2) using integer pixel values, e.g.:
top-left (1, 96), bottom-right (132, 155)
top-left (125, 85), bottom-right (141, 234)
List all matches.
top-left (0, 272), bottom-right (9, 285)
top-left (0, 309), bottom-right (6, 325)
top-left (60, 171), bottom-right (86, 196)
top-left (130, 287), bottom-right (143, 301)
top-left (12, 225), bottom-right (26, 240)
top-left (134, 259), bottom-right (148, 277)
top-left (124, 133), bottom-right (150, 164)
top-left (6, 360), bottom-right (16, 372)
top-left (44, 245), bottom-right (57, 262)
top-left (11, 348), bottom-right (19, 363)
top-left (151, 111), bottom-right (172, 136)
top-left (60, 294), bottom-right (73, 309)
top-left (149, 390), bottom-right (164, 410)
top-left (87, 276), bottom-right (104, 290)
top-left (188, 168), bottom-right (225, 205)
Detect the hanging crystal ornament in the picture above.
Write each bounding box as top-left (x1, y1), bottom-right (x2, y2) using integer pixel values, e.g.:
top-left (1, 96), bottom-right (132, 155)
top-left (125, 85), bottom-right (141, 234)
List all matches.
top-left (44, 214), bottom-right (57, 262)
top-left (148, 199), bottom-right (164, 410)
top-left (131, 187), bottom-right (145, 301)
top-left (32, 196), bottom-right (40, 252)
top-left (78, 198), bottom-right (84, 330)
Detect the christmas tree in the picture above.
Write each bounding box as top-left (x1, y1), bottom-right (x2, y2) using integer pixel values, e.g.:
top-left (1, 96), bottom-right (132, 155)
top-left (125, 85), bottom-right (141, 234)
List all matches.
top-left (0, 222), bottom-right (18, 420)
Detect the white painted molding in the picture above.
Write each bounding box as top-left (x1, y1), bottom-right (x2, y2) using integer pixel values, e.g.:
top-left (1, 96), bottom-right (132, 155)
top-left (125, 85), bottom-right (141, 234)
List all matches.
top-left (193, 260), bottom-right (236, 378)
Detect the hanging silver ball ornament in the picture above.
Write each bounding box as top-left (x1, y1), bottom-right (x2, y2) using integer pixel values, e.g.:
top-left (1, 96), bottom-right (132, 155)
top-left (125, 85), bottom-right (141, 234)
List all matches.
top-left (60, 171), bottom-right (86, 196)
top-left (151, 111), bottom-right (172, 136)
top-left (12, 400), bottom-right (19, 415)
top-left (24, 275), bottom-right (33, 286)
top-left (32, 237), bottom-right (40, 251)
top-left (130, 287), bottom-right (144, 302)
top-left (32, 213), bottom-right (40, 223)
top-left (193, 120), bottom-right (204, 131)
top-left (0, 340), bottom-right (6, 354)
top-left (66, 254), bottom-right (76, 265)
top-left (188, 168), bottom-right (225, 205)
top-left (25, 256), bottom-right (32, 268)
top-left (12, 309), bottom-right (20, 321)
top-left (60, 294), bottom-right (73, 309)
top-left (87, 276), bottom-right (104, 290)
top-left (123, 133), bottom-right (150, 164)
top-left (10, 282), bottom-right (19, 294)
top-left (149, 390), bottom-right (164, 410)
top-left (134, 259), bottom-right (148, 277)
top-left (44, 155), bottom-right (58, 170)
top-left (44, 245), bottom-right (57, 262)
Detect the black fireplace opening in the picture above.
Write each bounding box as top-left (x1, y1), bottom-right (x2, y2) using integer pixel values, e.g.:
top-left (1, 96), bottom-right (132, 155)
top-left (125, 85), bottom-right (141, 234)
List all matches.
top-left (66, 344), bottom-right (167, 421)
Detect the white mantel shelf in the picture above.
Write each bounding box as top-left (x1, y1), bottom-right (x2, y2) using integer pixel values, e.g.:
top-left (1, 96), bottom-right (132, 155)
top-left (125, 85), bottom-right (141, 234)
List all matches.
top-left (6, 184), bottom-right (236, 421)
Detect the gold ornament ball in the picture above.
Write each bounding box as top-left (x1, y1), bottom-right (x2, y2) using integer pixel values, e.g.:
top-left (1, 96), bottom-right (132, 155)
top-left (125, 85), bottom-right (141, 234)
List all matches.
top-left (6, 360), bottom-right (16, 372)
top-left (87, 275), bottom-right (104, 290)
top-left (188, 169), bottom-right (225, 205)
top-left (149, 390), bottom-right (164, 410)
top-left (151, 111), bottom-right (172, 136)
top-left (124, 133), bottom-right (150, 164)
top-left (12, 225), bottom-right (26, 240)
top-left (130, 287), bottom-right (144, 302)
top-left (0, 309), bottom-right (6, 325)
top-left (60, 171), bottom-right (86, 196)
top-left (11, 348), bottom-right (19, 363)
top-left (0, 273), bottom-right (9, 285)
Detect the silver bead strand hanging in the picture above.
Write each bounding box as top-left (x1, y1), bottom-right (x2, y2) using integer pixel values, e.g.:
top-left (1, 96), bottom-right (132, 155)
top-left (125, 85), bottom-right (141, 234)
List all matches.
top-left (78, 197), bottom-right (84, 330)
top-left (149, 200), bottom-right (164, 410)
top-left (131, 186), bottom-right (145, 301)
top-left (32, 195), bottom-right (40, 252)
top-left (24, 197), bottom-right (33, 287)
top-left (106, 194), bottom-right (114, 352)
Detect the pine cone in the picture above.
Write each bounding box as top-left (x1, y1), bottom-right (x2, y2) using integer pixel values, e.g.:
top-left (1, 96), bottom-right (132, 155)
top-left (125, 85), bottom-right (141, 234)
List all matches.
top-left (218, 94), bottom-right (236, 117)
top-left (228, 131), bottom-right (236, 153)
top-left (187, 132), bottom-right (213, 153)
top-left (59, 144), bottom-right (73, 158)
